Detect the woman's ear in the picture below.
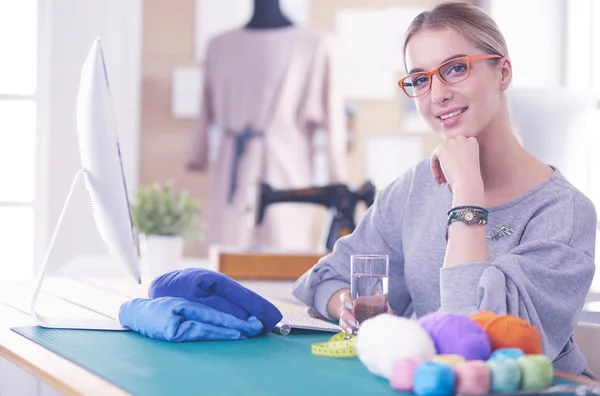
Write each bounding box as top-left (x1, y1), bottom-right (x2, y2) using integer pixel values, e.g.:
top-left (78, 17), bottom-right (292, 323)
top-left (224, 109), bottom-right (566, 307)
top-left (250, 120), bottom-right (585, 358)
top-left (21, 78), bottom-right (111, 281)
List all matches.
top-left (499, 58), bottom-right (512, 91)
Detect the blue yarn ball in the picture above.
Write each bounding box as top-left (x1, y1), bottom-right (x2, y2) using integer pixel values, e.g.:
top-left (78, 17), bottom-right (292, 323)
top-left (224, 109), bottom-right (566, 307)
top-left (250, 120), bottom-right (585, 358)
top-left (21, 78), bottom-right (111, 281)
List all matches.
top-left (489, 348), bottom-right (525, 361)
top-left (486, 357), bottom-right (522, 392)
top-left (414, 362), bottom-right (456, 396)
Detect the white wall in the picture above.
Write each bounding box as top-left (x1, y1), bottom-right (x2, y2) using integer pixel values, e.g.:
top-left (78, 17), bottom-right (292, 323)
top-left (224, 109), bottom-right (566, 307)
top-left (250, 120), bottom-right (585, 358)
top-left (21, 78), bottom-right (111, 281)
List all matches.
top-left (485, 0), bottom-right (567, 87)
top-left (38, 0), bottom-right (142, 273)
top-left (508, 87), bottom-right (596, 194)
top-left (482, 0), bottom-right (596, 193)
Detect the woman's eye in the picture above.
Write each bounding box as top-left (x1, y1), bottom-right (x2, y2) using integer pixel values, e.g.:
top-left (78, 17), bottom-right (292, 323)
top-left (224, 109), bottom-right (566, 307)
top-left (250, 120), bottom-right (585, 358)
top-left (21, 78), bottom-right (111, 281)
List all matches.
top-left (449, 64), bottom-right (467, 74)
top-left (414, 77), bottom-right (428, 87)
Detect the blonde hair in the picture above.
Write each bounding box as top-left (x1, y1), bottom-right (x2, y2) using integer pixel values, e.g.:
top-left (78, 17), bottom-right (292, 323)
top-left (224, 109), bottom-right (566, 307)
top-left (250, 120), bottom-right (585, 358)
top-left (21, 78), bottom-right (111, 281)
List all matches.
top-left (403, 2), bottom-right (522, 144)
top-left (403, 2), bottom-right (509, 71)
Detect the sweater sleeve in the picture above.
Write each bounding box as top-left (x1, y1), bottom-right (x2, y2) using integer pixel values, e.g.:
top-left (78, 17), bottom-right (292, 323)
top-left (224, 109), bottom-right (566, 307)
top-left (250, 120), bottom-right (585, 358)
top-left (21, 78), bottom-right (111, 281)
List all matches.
top-left (439, 188), bottom-right (596, 367)
top-left (291, 165), bottom-right (417, 319)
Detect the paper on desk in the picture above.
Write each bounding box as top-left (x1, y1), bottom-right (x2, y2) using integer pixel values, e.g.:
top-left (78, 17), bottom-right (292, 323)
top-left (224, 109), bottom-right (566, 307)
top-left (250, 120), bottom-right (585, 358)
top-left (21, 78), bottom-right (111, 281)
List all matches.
top-left (171, 66), bottom-right (202, 119)
top-left (366, 135), bottom-right (422, 190)
top-left (194, 0), bottom-right (310, 61)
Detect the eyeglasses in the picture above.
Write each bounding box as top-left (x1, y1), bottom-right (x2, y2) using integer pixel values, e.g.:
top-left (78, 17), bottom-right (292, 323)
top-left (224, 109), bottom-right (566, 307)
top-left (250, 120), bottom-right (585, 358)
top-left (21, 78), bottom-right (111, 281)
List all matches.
top-left (398, 54), bottom-right (502, 98)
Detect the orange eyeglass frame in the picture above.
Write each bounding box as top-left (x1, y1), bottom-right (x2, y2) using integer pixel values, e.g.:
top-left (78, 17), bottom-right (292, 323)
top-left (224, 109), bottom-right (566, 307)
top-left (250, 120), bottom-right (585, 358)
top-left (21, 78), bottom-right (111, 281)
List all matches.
top-left (398, 54), bottom-right (503, 98)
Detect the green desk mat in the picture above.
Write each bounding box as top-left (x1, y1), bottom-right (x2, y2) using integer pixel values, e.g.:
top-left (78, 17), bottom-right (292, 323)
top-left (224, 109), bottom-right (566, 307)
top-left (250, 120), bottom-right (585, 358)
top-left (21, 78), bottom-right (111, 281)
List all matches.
top-left (11, 326), bottom-right (577, 396)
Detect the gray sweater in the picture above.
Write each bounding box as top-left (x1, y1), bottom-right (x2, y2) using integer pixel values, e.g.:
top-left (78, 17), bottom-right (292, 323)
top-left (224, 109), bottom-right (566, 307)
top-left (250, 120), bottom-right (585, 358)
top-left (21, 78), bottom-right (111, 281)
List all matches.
top-left (291, 159), bottom-right (597, 376)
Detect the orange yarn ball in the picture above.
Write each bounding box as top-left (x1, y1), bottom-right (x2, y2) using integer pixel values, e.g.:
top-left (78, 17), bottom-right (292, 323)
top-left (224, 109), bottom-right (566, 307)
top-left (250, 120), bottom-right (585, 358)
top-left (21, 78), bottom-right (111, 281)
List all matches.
top-left (470, 311), bottom-right (543, 354)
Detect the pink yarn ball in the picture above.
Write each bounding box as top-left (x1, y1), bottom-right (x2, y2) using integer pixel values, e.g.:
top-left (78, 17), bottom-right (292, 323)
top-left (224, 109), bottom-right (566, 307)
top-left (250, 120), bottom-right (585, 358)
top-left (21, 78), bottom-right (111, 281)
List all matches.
top-left (390, 357), bottom-right (424, 392)
top-left (454, 360), bottom-right (491, 395)
top-left (418, 312), bottom-right (491, 360)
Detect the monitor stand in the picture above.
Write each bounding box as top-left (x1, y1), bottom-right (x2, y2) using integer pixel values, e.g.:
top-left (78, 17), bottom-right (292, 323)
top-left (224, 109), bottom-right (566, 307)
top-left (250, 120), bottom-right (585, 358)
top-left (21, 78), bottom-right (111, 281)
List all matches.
top-left (31, 168), bottom-right (128, 330)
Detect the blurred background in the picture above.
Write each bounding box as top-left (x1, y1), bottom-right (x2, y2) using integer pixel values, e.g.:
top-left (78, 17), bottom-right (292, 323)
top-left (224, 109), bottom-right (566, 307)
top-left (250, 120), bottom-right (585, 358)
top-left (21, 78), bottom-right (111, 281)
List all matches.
top-left (1, 0), bottom-right (600, 290)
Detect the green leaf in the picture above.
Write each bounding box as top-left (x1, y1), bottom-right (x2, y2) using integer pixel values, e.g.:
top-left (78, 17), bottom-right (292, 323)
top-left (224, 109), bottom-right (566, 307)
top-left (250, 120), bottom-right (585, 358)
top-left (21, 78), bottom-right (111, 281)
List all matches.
top-left (130, 182), bottom-right (203, 241)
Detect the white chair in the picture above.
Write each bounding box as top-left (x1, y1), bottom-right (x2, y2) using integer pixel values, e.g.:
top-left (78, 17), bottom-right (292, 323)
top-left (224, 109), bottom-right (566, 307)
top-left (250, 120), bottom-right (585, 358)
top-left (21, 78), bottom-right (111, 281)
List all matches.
top-left (574, 322), bottom-right (600, 377)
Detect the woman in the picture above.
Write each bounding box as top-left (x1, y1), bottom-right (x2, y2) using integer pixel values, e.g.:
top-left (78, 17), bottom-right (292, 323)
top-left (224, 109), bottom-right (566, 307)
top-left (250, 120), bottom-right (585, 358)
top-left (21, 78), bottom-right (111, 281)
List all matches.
top-left (291, 1), bottom-right (597, 377)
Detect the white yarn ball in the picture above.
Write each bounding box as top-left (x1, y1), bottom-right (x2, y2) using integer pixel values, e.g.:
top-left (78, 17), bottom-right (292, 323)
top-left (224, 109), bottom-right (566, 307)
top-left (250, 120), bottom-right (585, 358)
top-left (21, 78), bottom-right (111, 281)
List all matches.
top-left (356, 314), bottom-right (436, 379)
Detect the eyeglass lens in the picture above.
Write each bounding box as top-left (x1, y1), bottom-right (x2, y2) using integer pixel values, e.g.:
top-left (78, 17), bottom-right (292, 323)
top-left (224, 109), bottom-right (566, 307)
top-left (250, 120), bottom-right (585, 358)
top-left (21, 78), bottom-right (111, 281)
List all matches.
top-left (402, 58), bottom-right (470, 97)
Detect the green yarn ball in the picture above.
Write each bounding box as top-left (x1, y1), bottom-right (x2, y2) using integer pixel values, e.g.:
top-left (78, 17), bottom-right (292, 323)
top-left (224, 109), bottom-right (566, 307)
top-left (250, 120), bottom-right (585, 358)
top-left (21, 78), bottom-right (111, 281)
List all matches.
top-left (518, 355), bottom-right (553, 390)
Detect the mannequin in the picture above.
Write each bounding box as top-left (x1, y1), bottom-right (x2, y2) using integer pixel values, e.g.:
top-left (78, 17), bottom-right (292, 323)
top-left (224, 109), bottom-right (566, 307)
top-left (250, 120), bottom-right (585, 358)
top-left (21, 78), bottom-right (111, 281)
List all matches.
top-left (246, 0), bottom-right (293, 29)
top-left (188, 1), bottom-right (347, 251)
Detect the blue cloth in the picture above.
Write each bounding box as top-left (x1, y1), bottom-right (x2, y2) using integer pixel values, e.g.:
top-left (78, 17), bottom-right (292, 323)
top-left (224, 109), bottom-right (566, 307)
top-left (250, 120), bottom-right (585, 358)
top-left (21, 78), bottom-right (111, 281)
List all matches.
top-left (119, 296), bottom-right (264, 342)
top-left (149, 268), bottom-right (283, 335)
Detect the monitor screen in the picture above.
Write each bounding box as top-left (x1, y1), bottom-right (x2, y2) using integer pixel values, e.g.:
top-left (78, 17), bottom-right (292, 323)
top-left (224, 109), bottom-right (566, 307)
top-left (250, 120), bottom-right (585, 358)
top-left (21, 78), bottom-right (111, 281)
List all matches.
top-left (75, 38), bottom-right (140, 283)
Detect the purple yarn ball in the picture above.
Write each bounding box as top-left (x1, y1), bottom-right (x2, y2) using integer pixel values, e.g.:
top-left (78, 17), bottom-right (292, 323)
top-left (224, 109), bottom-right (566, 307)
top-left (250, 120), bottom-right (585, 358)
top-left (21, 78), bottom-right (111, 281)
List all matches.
top-left (418, 312), bottom-right (491, 361)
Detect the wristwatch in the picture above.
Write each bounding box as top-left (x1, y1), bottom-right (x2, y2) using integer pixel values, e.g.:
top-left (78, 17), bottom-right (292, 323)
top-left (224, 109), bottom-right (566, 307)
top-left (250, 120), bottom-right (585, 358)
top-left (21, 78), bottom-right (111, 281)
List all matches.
top-left (447, 206), bottom-right (488, 226)
top-left (445, 205), bottom-right (488, 241)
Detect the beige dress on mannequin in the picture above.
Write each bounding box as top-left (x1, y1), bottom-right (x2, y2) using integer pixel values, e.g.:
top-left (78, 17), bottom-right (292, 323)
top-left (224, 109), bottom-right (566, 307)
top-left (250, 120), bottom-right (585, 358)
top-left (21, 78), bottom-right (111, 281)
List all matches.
top-left (187, 26), bottom-right (347, 251)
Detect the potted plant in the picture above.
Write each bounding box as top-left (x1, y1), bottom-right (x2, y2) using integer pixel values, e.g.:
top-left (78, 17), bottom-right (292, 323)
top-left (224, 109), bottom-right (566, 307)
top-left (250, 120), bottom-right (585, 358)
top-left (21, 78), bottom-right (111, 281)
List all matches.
top-left (130, 182), bottom-right (202, 283)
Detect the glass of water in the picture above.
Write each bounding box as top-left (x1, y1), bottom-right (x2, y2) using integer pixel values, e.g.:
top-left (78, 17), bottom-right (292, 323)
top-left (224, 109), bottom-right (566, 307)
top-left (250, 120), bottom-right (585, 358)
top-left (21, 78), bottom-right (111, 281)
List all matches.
top-left (350, 254), bottom-right (390, 324)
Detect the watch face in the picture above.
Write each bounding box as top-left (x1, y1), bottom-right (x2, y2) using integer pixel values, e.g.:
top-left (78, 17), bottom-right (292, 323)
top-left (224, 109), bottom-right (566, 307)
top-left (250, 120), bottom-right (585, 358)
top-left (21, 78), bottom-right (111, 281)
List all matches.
top-left (464, 211), bottom-right (474, 222)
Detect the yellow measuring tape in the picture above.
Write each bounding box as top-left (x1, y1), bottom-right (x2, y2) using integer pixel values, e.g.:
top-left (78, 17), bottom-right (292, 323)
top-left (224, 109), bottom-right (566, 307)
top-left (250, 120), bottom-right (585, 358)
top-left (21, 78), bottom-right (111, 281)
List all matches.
top-left (311, 333), bottom-right (357, 357)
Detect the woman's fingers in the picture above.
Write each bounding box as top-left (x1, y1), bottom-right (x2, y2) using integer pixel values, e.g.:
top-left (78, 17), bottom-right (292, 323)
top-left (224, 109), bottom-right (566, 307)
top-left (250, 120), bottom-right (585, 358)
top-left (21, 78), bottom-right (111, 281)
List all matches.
top-left (338, 291), bottom-right (359, 333)
top-left (339, 291), bottom-right (353, 311)
top-left (430, 148), bottom-right (447, 186)
top-left (338, 307), bottom-right (359, 334)
top-left (339, 319), bottom-right (353, 334)
top-left (430, 149), bottom-right (441, 184)
top-left (432, 163), bottom-right (447, 186)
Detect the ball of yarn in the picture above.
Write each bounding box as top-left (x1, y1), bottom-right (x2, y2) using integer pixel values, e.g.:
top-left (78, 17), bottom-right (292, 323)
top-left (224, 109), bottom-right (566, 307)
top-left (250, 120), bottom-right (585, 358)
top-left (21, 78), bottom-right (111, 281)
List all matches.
top-left (486, 357), bottom-right (522, 392)
top-left (356, 314), bottom-right (436, 379)
top-left (471, 311), bottom-right (543, 354)
top-left (518, 355), bottom-right (553, 390)
top-left (414, 362), bottom-right (455, 396)
top-left (454, 360), bottom-right (491, 395)
top-left (489, 348), bottom-right (525, 361)
top-left (390, 357), bottom-right (424, 392)
top-left (418, 312), bottom-right (491, 360)
top-left (431, 354), bottom-right (465, 368)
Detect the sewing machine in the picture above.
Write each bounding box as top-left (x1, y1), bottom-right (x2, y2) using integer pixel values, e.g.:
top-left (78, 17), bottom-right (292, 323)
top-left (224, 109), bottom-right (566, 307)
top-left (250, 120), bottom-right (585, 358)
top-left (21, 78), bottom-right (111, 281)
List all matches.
top-left (254, 181), bottom-right (376, 251)
top-left (211, 181), bottom-right (376, 280)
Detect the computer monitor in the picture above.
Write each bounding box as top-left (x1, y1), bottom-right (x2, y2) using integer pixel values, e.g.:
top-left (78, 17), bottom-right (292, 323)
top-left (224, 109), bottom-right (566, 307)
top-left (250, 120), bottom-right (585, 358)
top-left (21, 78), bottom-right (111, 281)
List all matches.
top-left (30, 38), bottom-right (141, 330)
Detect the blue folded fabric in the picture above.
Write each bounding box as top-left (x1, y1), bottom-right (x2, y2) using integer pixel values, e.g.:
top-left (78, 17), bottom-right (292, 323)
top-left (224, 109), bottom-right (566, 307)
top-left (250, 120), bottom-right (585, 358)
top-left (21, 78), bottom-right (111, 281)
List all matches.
top-left (119, 296), bottom-right (264, 342)
top-left (148, 268), bottom-right (283, 335)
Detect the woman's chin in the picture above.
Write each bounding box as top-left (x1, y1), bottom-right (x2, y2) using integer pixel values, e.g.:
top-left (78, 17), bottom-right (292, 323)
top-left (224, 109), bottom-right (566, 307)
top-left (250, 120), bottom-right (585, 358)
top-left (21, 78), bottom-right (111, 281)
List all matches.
top-left (439, 127), bottom-right (478, 140)
top-left (427, 119), bottom-right (478, 140)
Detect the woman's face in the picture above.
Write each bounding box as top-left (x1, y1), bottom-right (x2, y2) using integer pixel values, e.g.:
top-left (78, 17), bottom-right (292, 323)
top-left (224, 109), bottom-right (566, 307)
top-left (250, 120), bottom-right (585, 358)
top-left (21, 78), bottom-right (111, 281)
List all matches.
top-left (404, 28), bottom-right (511, 140)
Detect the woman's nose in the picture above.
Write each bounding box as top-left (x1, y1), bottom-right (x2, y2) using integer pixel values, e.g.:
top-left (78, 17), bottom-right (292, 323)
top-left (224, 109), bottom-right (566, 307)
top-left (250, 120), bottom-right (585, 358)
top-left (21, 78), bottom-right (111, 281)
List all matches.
top-left (430, 75), bottom-right (452, 104)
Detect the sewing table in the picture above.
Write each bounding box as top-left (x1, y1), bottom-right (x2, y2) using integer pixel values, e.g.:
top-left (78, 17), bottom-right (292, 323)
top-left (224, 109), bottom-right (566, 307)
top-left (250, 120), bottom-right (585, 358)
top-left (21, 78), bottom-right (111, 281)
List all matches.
top-left (0, 277), bottom-right (596, 395)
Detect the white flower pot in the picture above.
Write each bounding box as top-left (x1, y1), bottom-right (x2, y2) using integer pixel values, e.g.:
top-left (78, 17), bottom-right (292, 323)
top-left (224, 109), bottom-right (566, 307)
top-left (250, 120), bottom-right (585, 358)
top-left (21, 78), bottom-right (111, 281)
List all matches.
top-left (139, 234), bottom-right (184, 284)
